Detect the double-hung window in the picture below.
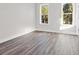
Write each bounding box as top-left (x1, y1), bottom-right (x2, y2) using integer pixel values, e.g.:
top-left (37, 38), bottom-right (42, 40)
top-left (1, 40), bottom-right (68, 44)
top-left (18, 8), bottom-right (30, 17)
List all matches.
top-left (63, 3), bottom-right (73, 25)
top-left (40, 4), bottom-right (48, 24)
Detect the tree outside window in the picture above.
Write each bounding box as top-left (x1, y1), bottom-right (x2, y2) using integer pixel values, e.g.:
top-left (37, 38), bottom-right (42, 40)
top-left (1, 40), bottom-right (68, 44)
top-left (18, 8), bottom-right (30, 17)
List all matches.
top-left (41, 4), bottom-right (48, 24)
top-left (63, 3), bottom-right (73, 24)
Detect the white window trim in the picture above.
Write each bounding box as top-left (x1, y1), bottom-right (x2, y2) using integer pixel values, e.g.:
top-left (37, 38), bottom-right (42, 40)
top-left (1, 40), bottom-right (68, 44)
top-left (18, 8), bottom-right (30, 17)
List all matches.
top-left (40, 4), bottom-right (49, 25)
top-left (61, 3), bottom-right (75, 26)
top-left (60, 3), bottom-right (75, 30)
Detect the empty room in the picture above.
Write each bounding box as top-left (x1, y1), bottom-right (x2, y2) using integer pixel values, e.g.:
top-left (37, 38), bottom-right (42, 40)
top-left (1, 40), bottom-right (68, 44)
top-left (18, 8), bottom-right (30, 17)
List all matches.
top-left (0, 3), bottom-right (79, 55)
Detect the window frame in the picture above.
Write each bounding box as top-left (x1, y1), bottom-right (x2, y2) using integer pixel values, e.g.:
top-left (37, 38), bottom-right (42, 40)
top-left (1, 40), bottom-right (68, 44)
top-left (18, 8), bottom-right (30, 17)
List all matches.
top-left (61, 3), bottom-right (74, 26)
top-left (40, 4), bottom-right (49, 25)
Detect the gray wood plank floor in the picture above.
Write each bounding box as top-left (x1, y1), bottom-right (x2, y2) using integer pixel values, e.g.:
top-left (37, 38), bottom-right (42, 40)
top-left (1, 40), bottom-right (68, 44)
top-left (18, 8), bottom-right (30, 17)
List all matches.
top-left (0, 31), bottom-right (79, 55)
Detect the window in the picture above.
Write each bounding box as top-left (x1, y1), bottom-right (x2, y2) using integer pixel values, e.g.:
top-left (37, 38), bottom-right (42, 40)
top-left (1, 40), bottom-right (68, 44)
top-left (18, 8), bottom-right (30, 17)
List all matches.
top-left (63, 3), bottom-right (73, 25)
top-left (40, 4), bottom-right (48, 24)
top-left (60, 3), bottom-right (74, 30)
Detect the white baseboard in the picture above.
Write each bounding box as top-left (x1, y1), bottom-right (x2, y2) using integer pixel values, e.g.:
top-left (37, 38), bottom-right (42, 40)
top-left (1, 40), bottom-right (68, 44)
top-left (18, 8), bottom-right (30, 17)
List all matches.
top-left (36, 29), bottom-right (78, 35)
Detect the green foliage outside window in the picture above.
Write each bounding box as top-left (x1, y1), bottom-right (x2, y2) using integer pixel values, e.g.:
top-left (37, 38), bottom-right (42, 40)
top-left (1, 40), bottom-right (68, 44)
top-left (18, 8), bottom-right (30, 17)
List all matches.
top-left (41, 5), bottom-right (48, 24)
top-left (42, 5), bottom-right (48, 15)
top-left (63, 3), bottom-right (73, 13)
top-left (63, 3), bottom-right (73, 24)
top-left (63, 14), bottom-right (72, 24)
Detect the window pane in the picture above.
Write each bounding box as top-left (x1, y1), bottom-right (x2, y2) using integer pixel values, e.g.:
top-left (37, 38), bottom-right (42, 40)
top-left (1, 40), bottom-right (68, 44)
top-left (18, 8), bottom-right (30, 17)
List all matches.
top-left (63, 14), bottom-right (72, 24)
top-left (63, 3), bottom-right (73, 13)
top-left (42, 15), bottom-right (48, 23)
top-left (41, 5), bottom-right (48, 24)
top-left (42, 5), bottom-right (48, 15)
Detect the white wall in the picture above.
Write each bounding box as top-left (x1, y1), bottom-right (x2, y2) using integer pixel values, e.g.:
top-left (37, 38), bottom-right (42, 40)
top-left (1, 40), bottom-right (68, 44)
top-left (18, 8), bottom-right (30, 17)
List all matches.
top-left (76, 4), bottom-right (79, 34)
top-left (35, 3), bottom-right (77, 35)
top-left (0, 3), bottom-right (35, 43)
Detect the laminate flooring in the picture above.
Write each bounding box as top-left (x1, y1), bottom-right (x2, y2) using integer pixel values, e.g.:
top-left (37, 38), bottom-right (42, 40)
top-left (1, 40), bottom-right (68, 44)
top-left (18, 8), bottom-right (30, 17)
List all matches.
top-left (0, 31), bottom-right (79, 55)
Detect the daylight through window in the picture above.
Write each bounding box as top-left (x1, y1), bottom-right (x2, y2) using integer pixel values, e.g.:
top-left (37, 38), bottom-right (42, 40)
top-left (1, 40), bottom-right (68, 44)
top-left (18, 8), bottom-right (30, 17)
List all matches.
top-left (40, 4), bottom-right (48, 24)
top-left (63, 3), bottom-right (73, 25)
